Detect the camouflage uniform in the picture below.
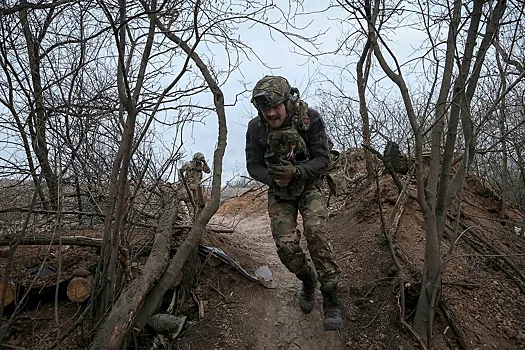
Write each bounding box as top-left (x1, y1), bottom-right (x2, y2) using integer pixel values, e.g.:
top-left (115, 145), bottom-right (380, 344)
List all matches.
top-left (267, 182), bottom-right (340, 282)
top-left (245, 75), bottom-right (342, 330)
top-left (180, 152), bottom-right (210, 208)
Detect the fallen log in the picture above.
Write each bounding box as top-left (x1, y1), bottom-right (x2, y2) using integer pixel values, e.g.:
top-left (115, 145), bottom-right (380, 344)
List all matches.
top-left (0, 236), bottom-right (103, 248)
top-left (0, 281), bottom-right (16, 306)
top-left (0, 225), bottom-right (234, 248)
top-left (67, 276), bottom-right (93, 303)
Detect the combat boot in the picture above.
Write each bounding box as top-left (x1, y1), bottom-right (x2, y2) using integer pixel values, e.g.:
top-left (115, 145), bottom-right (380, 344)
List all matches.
top-left (321, 283), bottom-right (343, 331)
top-left (297, 267), bottom-right (318, 313)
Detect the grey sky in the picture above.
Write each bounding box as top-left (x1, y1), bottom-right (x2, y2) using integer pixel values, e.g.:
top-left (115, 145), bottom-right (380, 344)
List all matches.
top-left (0, 1), bottom-right (428, 184)
top-left (179, 2), bottom-right (427, 184)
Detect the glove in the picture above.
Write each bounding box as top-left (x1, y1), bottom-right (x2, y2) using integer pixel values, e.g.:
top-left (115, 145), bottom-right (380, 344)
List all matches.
top-left (268, 160), bottom-right (296, 180)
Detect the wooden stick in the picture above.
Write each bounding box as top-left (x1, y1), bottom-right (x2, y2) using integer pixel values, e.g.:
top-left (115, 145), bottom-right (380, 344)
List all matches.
top-left (0, 236), bottom-right (103, 247)
top-left (440, 301), bottom-right (475, 350)
top-left (0, 208), bottom-right (105, 216)
top-left (0, 225), bottom-right (234, 248)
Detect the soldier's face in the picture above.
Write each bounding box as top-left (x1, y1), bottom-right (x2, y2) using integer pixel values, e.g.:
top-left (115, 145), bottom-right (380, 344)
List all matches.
top-left (261, 103), bottom-right (287, 128)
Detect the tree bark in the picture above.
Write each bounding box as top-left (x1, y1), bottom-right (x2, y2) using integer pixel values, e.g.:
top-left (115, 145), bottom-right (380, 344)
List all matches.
top-left (357, 0), bottom-right (377, 180)
top-left (89, 199), bottom-right (178, 350)
top-left (19, 7), bottom-right (59, 210)
top-left (131, 2), bottom-right (227, 336)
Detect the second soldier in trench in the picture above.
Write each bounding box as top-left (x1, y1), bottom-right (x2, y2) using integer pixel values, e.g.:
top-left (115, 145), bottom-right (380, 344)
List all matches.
top-left (245, 75), bottom-right (343, 331)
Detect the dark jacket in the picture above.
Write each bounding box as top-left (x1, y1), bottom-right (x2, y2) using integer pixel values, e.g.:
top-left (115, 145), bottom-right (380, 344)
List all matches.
top-left (245, 108), bottom-right (330, 186)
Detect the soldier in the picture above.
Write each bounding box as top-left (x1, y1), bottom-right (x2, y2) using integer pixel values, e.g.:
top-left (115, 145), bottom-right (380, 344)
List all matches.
top-left (179, 152), bottom-right (211, 210)
top-left (245, 75), bottom-right (342, 331)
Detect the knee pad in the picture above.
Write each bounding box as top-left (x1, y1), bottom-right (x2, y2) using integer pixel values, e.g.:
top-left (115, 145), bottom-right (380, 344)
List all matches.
top-left (276, 245), bottom-right (306, 274)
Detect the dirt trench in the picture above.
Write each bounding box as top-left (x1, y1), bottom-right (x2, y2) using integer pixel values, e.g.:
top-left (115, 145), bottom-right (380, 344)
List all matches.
top-left (190, 214), bottom-right (345, 350)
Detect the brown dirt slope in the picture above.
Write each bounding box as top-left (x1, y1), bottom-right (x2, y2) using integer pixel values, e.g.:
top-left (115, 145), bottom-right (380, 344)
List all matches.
top-left (179, 155), bottom-right (525, 349)
top-left (2, 153), bottom-right (524, 349)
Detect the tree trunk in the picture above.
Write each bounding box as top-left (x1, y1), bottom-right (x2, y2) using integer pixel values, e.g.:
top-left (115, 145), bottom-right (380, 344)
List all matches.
top-left (130, 6), bottom-right (227, 337)
top-left (415, 0), bottom-right (507, 344)
top-left (358, 0), bottom-right (378, 180)
top-left (89, 199), bottom-right (178, 350)
top-left (19, 7), bottom-right (59, 210)
top-left (495, 36), bottom-right (508, 218)
top-left (10, 109), bottom-right (48, 209)
top-left (94, 0), bottom-right (154, 318)
top-left (413, 213), bottom-right (441, 343)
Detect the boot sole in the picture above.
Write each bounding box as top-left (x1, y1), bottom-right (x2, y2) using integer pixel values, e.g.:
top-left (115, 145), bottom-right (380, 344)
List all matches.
top-left (324, 320), bottom-right (343, 331)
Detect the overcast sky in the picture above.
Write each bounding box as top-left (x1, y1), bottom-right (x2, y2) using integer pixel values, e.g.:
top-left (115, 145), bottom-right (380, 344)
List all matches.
top-left (178, 3), bottom-right (339, 184)
top-left (0, 1), bottom-right (426, 185)
top-left (177, 2), bottom-right (426, 184)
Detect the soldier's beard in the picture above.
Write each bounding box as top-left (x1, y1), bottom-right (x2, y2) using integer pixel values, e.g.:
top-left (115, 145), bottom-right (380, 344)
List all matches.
top-left (266, 116), bottom-right (285, 128)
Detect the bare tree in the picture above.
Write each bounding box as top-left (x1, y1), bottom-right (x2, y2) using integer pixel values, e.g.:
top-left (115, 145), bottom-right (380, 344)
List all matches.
top-left (355, 1), bottom-right (377, 178)
top-left (87, 0), bottom-right (322, 348)
top-left (333, 0), bottom-right (525, 344)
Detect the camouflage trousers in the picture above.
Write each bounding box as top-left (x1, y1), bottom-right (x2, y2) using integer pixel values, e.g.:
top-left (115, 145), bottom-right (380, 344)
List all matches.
top-left (268, 181), bottom-right (340, 286)
top-left (191, 186), bottom-right (205, 209)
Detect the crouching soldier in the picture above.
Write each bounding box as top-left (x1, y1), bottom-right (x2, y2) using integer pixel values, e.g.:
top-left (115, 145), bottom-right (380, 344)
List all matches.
top-left (245, 75), bottom-right (342, 331)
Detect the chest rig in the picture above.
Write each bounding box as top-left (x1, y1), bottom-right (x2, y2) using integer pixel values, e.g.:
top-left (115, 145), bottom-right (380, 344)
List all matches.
top-left (264, 100), bottom-right (310, 199)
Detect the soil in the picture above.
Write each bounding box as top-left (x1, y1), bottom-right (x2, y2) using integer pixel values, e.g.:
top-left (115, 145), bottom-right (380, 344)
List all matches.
top-left (2, 154), bottom-right (525, 350)
top-left (173, 172), bottom-right (525, 350)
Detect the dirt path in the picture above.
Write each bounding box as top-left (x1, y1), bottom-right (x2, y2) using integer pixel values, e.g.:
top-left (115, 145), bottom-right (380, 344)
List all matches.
top-left (207, 214), bottom-right (345, 350)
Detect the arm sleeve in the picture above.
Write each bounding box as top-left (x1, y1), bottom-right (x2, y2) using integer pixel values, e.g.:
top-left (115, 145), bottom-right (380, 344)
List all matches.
top-left (180, 162), bottom-right (188, 174)
top-left (245, 120), bottom-right (274, 186)
top-left (296, 109), bottom-right (330, 181)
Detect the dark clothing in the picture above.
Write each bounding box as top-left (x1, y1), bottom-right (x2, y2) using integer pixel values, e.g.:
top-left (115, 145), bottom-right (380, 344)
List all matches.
top-left (245, 108), bottom-right (330, 186)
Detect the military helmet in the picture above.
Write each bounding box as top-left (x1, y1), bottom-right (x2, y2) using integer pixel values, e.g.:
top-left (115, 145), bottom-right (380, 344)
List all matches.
top-left (193, 152), bottom-right (205, 161)
top-left (251, 75), bottom-right (292, 110)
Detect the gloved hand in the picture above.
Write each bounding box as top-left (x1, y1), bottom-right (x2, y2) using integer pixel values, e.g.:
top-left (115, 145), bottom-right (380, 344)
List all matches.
top-left (268, 160), bottom-right (296, 180)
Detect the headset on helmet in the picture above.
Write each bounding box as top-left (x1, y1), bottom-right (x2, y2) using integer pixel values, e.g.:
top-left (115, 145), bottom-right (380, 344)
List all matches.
top-left (251, 75), bottom-right (300, 115)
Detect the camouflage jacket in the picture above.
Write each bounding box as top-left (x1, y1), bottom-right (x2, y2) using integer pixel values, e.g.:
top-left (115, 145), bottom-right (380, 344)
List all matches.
top-left (180, 159), bottom-right (210, 189)
top-left (245, 108), bottom-right (330, 186)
